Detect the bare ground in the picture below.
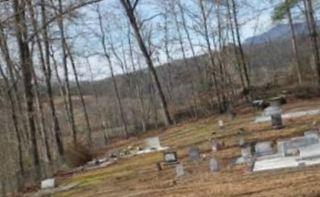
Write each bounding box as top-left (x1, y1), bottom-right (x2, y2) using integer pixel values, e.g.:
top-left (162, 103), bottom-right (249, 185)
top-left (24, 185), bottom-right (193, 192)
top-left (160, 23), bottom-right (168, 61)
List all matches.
top-left (51, 98), bottom-right (320, 197)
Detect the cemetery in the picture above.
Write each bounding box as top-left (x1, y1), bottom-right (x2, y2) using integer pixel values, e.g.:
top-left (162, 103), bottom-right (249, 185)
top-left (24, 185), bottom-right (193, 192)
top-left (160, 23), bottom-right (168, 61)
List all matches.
top-left (27, 98), bottom-right (320, 196)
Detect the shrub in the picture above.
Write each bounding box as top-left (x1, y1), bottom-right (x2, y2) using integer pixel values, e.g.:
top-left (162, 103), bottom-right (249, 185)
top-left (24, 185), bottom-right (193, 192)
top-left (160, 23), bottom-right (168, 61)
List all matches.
top-left (290, 85), bottom-right (320, 99)
top-left (65, 142), bottom-right (95, 168)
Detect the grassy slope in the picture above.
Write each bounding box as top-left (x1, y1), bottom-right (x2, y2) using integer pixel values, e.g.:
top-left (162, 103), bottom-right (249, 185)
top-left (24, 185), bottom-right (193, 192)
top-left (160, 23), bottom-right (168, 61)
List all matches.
top-left (55, 98), bottom-right (320, 197)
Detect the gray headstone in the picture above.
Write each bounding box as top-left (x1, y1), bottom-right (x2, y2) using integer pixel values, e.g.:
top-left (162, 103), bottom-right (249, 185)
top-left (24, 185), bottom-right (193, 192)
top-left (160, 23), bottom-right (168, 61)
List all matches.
top-left (209, 158), bottom-right (219, 172)
top-left (255, 141), bottom-right (274, 156)
top-left (265, 105), bottom-right (283, 129)
top-left (188, 147), bottom-right (200, 161)
top-left (238, 136), bottom-right (245, 147)
top-left (176, 164), bottom-right (184, 177)
top-left (277, 140), bottom-right (287, 156)
top-left (241, 146), bottom-right (252, 159)
top-left (164, 151), bottom-right (178, 164)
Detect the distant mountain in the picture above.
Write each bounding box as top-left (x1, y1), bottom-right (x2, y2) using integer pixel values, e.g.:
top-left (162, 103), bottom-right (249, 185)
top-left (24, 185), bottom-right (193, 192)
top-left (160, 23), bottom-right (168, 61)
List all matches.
top-left (244, 21), bottom-right (311, 45)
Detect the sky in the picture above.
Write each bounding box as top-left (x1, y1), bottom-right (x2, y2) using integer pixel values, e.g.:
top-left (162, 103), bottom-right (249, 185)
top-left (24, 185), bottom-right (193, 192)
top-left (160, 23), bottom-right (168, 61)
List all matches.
top-left (63, 0), bottom-right (280, 81)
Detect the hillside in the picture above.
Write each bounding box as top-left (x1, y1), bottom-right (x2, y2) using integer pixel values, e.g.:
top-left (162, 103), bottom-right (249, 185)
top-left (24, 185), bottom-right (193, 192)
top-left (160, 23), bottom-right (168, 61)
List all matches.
top-left (29, 98), bottom-right (320, 197)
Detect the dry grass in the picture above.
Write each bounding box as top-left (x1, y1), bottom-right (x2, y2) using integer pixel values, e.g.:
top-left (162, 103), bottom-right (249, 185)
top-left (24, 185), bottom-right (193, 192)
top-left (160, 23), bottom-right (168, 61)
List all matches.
top-left (53, 98), bottom-right (320, 197)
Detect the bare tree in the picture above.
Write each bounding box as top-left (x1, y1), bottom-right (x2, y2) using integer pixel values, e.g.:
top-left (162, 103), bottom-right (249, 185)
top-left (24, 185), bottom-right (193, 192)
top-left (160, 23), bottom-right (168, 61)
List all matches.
top-left (230, 0), bottom-right (250, 89)
top-left (40, 0), bottom-right (64, 157)
top-left (304, 0), bottom-right (320, 84)
top-left (120, 0), bottom-right (173, 126)
top-left (198, 0), bottom-right (223, 112)
top-left (12, 0), bottom-right (41, 179)
top-left (57, 0), bottom-right (78, 146)
top-left (96, 5), bottom-right (129, 138)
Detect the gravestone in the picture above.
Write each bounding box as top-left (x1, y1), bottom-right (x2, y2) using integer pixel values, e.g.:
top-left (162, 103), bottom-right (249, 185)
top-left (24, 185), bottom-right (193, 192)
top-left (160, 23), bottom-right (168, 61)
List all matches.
top-left (176, 164), bottom-right (184, 177)
top-left (265, 105), bottom-right (283, 129)
top-left (41, 178), bottom-right (55, 190)
top-left (255, 141), bottom-right (274, 156)
top-left (188, 147), bottom-right (200, 161)
top-left (212, 140), bottom-right (222, 152)
top-left (241, 145), bottom-right (252, 159)
top-left (238, 136), bottom-right (245, 147)
top-left (279, 135), bottom-right (320, 156)
top-left (209, 158), bottom-right (219, 172)
top-left (304, 131), bottom-right (319, 140)
top-left (218, 120), bottom-right (224, 129)
top-left (163, 151), bottom-right (178, 164)
top-left (145, 137), bottom-right (161, 150)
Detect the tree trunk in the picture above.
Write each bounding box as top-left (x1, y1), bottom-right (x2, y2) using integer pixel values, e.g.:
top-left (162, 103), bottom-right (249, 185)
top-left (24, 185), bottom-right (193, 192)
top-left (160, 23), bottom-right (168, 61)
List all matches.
top-left (226, 0), bottom-right (245, 90)
top-left (65, 43), bottom-right (93, 147)
top-left (286, 0), bottom-right (303, 85)
top-left (305, 0), bottom-right (320, 85)
top-left (120, 0), bottom-right (173, 126)
top-left (40, 0), bottom-right (64, 157)
top-left (231, 0), bottom-right (250, 89)
top-left (0, 24), bottom-right (30, 148)
top-left (57, 0), bottom-right (78, 146)
top-left (27, 0), bottom-right (52, 163)
top-left (198, 0), bottom-right (223, 112)
top-left (97, 6), bottom-right (129, 138)
top-left (0, 65), bottom-right (25, 178)
top-left (12, 0), bottom-right (41, 179)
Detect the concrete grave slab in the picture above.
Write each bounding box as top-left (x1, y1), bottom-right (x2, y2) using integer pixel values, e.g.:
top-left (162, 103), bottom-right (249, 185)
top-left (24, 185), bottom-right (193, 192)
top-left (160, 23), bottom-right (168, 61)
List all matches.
top-left (253, 133), bottom-right (320, 172)
top-left (255, 109), bottom-right (320, 123)
top-left (279, 135), bottom-right (319, 156)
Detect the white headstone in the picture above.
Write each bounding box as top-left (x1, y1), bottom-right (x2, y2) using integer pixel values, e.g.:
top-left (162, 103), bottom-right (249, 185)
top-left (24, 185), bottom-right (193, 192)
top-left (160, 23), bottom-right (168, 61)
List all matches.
top-left (209, 158), bottom-right (219, 172)
top-left (218, 120), bottom-right (224, 128)
top-left (41, 178), bottom-right (55, 190)
top-left (145, 137), bottom-right (161, 149)
top-left (176, 164), bottom-right (184, 177)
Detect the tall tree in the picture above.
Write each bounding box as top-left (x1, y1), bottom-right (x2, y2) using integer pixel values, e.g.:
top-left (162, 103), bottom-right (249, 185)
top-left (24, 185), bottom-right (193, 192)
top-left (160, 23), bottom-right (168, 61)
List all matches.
top-left (97, 5), bottom-right (129, 138)
top-left (57, 0), bottom-right (78, 146)
top-left (12, 0), bottom-right (41, 179)
top-left (273, 0), bottom-right (303, 85)
top-left (65, 43), bottom-right (93, 146)
top-left (305, 0), bottom-right (320, 84)
top-left (40, 0), bottom-right (64, 157)
top-left (120, 0), bottom-right (173, 126)
top-left (198, 0), bottom-right (223, 112)
top-left (230, 0), bottom-right (250, 89)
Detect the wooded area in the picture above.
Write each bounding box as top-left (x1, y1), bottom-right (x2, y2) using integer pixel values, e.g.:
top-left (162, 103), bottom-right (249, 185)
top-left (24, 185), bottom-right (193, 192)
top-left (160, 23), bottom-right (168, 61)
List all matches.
top-left (0, 0), bottom-right (319, 194)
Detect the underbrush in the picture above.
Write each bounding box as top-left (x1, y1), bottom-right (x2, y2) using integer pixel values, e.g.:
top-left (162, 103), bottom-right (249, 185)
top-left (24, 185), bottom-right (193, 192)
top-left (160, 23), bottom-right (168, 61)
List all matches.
top-left (65, 142), bottom-right (96, 168)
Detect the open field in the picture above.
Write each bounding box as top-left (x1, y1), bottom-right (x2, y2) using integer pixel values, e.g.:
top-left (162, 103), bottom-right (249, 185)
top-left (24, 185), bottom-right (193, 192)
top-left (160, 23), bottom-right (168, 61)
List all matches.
top-left (49, 98), bottom-right (320, 197)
